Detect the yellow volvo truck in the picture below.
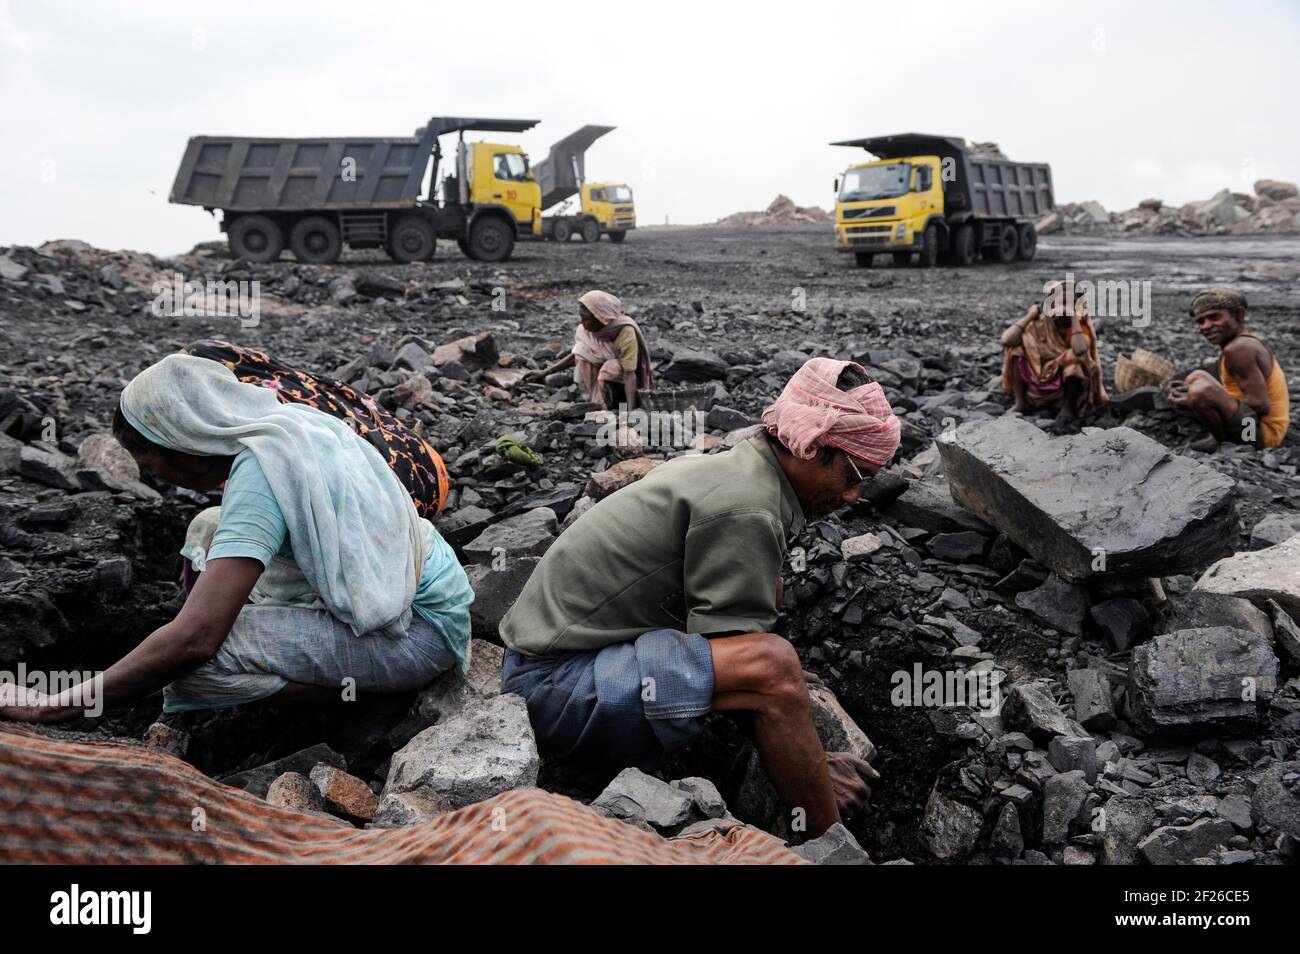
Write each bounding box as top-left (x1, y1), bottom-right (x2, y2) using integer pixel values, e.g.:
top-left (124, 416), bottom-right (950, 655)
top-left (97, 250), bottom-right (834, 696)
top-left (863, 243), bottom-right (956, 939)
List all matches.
top-left (831, 133), bottom-right (1053, 268)
top-left (535, 126), bottom-right (637, 243)
top-left (170, 115), bottom-right (542, 263)
top-left (560, 181), bottom-right (637, 243)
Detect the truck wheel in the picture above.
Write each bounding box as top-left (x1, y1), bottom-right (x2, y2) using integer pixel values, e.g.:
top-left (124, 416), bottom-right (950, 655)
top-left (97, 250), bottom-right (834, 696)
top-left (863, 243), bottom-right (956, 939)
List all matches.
top-left (553, 220), bottom-right (572, 242)
top-left (469, 216), bottom-right (514, 262)
top-left (892, 251), bottom-right (912, 267)
top-left (918, 224), bottom-right (940, 268)
top-left (992, 223), bottom-right (1020, 263)
top-left (228, 215), bottom-right (283, 263)
top-left (289, 216), bottom-right (341, 264)
top-left (608, 230), bottom-right (627, 244)
top-left (951, 224), bottom-right (976, 266)
top-left (579, 220), bottom-right (600, 243)
top-left (1017, 224), bottom-right (1038, 261)
top-left (387, 215), bottom-right (436, 263)
top-left (854, 252), bottom-right (874, 268)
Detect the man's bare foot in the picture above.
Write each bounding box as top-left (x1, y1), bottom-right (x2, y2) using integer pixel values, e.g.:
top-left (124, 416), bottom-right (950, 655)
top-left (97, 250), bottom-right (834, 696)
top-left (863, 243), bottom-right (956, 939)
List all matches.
top-left (826, 751), bottom-right (879, 820)
top-left (1188, 435), bottom-right (1220, 453)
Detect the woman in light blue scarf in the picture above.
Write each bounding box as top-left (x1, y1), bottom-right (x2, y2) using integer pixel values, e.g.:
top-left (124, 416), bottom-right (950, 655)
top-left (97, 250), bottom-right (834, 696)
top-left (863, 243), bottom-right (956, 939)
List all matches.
top-left (2, 354), bottom-right (472, 721)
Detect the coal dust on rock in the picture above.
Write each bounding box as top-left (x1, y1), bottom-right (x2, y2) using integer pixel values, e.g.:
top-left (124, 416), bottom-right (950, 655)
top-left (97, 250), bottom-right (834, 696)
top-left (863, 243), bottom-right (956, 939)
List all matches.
top-left (2, 226), bottom-right (1299, 864)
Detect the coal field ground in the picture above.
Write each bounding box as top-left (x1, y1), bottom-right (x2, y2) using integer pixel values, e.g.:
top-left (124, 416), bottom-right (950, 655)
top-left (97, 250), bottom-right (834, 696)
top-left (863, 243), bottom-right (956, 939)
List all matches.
top-left (2, 224), bottom-right (1299, 863)
top-left (8, 224), bottom-right (1300, 432)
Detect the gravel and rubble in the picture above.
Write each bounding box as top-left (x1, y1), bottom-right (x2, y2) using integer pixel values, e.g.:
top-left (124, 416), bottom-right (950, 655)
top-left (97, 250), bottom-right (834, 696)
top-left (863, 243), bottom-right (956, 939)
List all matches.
top-left (1, 225), bottom-right (1298, 863)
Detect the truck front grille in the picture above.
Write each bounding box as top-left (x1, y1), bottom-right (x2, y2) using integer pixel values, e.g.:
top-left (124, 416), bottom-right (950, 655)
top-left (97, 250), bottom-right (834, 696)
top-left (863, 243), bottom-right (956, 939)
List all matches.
top-left (841, 206), bottom-right (896, 220)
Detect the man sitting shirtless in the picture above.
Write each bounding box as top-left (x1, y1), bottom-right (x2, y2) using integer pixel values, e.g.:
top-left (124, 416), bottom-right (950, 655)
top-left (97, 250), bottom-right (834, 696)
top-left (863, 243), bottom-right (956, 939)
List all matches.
top-left (1169, 288), bottom-right (1290, 452)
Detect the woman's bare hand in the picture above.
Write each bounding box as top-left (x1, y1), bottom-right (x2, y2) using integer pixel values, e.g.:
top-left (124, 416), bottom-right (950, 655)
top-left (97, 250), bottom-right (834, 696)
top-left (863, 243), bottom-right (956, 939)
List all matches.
top-left (0, 684), bottom-right (71, 724)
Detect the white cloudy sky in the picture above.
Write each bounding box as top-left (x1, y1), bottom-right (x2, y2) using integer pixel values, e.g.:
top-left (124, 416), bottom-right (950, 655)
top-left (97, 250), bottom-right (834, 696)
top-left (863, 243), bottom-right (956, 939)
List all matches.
top-left (1, 0), bottom-right (1296, 255)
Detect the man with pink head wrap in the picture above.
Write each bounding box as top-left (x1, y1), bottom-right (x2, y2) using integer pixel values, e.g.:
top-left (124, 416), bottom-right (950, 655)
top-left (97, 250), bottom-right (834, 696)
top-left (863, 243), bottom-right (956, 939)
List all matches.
top-left (762, 356), bottom-right (902, 469)
top-left (499, 356), bottom-right (889, 839)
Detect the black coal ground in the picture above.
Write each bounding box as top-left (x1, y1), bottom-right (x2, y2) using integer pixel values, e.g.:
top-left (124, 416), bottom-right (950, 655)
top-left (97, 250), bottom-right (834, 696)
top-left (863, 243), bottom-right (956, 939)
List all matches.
top-left (2, 226), bottom-right (1298, 863)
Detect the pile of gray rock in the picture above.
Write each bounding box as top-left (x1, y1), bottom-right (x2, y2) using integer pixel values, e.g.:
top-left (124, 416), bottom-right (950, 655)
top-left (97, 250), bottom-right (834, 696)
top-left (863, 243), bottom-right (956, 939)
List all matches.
top-left (1038, 179), bottom-right (1300, 237)
top-left (206, 640), bottom-right (539, 829)
top-left (819, 416), bottom-right (1299, 864)
top-left (715, 194), bottom-right (831, 227)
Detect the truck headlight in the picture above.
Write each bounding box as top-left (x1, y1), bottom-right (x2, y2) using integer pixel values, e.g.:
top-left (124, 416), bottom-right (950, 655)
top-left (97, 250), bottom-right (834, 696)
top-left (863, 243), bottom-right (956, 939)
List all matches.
top-left (896, 223), bottom-right (906, 238)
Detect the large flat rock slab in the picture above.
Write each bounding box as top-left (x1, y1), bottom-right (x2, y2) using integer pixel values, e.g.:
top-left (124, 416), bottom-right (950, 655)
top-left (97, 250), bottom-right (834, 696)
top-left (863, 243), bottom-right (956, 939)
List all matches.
top-left (1194, 532), bottom-right (1300, 618)
top-left (937, 417), bottom-right (1236, 581)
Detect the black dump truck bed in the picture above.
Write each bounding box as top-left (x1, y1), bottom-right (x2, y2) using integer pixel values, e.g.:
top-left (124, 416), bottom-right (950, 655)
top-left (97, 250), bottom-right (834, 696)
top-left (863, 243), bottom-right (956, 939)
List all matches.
top-left (170, 116), bottom-right (540, 213)
top-left (832, 132), bottom-right (1053, 220)
top-left (533, 125), bottom-right (615, 211)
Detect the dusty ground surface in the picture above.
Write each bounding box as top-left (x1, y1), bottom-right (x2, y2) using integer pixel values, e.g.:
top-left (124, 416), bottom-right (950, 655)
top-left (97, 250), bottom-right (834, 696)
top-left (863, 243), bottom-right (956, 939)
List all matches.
top-left (2, 225), bottom-right (1298, 862)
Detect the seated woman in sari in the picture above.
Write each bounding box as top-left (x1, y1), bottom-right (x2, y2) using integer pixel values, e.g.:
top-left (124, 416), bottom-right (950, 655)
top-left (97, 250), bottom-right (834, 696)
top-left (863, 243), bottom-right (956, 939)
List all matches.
top-left (1001, 285), bottom-right (1109, 422)
top-left (0, 353), bottom-right (472, 723)
top-left (524, 290), bottom-right (655, 411)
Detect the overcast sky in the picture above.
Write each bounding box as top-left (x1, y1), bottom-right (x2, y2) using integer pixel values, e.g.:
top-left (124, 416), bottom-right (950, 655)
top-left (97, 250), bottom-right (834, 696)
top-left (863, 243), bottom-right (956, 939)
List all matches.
top-left (1, 0), bottom-right (1296, 255)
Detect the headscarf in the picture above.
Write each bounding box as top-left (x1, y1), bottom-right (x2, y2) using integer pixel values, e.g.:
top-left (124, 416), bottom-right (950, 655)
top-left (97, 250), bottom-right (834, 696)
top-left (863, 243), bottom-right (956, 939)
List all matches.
top-left (121, 354), bottom-right (425, 639)
top-left (1190, 287), bottom-right (1247, 317)
top-left (571, 289), bottom-right (656, 401)
top-left (761, 357), bottom-right (901, 466)
top-left (578, 289), bottom-right (624, 326)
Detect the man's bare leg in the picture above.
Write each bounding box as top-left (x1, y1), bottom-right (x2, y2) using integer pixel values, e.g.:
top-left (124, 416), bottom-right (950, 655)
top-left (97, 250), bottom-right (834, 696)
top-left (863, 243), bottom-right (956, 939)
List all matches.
top-left (710, 632), bottom-right (851, 837)
top-left (1185, 370), bottom-right (1238, 450)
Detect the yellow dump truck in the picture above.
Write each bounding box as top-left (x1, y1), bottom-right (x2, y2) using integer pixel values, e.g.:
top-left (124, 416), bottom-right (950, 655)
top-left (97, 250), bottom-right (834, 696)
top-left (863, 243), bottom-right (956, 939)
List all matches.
top-left (534, 126), bottom-right (636, 243)
top-left (831, 133), bottom-right (1053, 268)
top-left (170, 116), bottom-right (542, 263)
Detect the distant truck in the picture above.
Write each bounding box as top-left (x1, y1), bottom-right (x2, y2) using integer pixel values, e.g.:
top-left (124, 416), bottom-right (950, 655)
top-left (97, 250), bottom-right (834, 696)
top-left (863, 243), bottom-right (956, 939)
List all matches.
top-left (533, 125), bottom-right (636, 243)
top-left (831, 133), bottom-right (1053, 268)
top-left (170, 116), bottom-right (543, 264)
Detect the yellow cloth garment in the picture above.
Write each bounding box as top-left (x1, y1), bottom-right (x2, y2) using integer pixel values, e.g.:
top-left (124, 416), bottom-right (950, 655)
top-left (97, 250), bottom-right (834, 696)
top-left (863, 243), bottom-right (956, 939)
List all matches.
top-left (613, 325), bottom-right (638, 372)
top-left (1219, 332), bottom-right (1290, 447)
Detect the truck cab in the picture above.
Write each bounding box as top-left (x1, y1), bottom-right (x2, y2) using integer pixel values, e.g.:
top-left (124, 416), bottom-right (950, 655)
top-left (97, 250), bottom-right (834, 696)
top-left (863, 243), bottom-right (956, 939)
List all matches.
top-left (835, 155), bottom-right (942, 266)
top-left (466, 142), bottom-right (542, 237)
top-left (581, 182), bottom-right (637, 240)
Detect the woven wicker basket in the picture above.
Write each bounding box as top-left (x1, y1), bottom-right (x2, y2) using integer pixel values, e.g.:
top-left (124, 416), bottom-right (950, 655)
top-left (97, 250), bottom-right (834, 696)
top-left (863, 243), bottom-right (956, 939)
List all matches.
top-left (1131, 348), bottom-right (1176, 384)
top-left (636, 383), bottom-right (715, 414)
top-left (1115, 349), bottom-right (1177, 393)
top-left (1115, 355), bottom-right (1159, 392)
